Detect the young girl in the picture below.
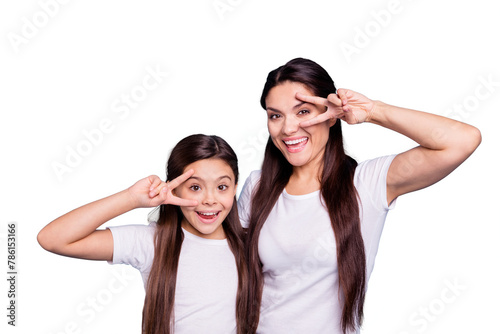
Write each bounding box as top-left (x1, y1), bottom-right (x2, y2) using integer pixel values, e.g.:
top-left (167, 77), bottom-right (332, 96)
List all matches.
top-left (239, 58), bottom-right (481, 333)
top-left (38, 134), bottom-right (249, 334)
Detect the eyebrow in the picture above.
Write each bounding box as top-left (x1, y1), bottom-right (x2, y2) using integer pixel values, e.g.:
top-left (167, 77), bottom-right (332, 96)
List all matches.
top-left (266, 101), bottom-right (309, 113)
top-left (187, 175), bottom-right (233, 182)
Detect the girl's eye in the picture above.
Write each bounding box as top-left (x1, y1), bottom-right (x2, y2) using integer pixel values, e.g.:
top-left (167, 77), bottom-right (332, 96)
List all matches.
top-left (189, 185), bottom-right (201, 191)
top-left (269, 114), bottom-right (281, 120)
top-left (298, 109), bottom-right (310, 115)
top-left (218, 185), bottom-right (228, 191)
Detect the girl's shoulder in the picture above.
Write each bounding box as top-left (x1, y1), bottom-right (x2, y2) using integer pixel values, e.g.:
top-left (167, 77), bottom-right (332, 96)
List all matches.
top-left (108, 223), bottom-right (156, 245)
top-left (239, 170), bottom-right (262, 197)
top-left (246, 170), bottom-right (262, 184)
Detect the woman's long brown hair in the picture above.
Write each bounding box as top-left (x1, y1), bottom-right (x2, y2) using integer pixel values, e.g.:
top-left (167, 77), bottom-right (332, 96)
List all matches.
top-left (143, 134), bottom-right (249, 334)
top-left (246, 58), bottom-right (366, 333)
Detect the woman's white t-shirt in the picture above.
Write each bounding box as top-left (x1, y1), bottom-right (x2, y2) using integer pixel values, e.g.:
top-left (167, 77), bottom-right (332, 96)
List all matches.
top-left (108, 225), bottom-right (239, 334)
top-left (237, 155), bottom-right (396, 334)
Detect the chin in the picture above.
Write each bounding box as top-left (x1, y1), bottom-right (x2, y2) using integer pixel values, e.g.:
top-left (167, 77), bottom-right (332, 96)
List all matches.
top-left (281, 152), bottom-right (310, 167)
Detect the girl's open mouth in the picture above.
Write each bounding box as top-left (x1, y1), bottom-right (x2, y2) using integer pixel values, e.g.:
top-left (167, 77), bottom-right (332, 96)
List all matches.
top-left (196, 211), bottom-right (220, 224)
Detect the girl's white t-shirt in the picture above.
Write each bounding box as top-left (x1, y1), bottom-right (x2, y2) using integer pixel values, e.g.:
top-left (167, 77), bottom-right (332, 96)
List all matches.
top-left (237, 155), bottom-right (396, 334)
top-left (108, 225), bottom-right (239, 334)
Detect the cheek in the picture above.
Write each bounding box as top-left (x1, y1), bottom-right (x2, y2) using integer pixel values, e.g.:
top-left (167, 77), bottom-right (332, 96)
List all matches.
top-left (179, 206), bottom-right (192, 220)
top-left (177, 188), bottom-right (198, 201)
top-left (267, 124), bottom-right (283, 143)
top-left (267, 120), bottom-right (282, 136)
top-left (267, 124), bottom-right (275, 137)
top-left (221, 195), bottom-right (235, 209)
top-left (313, 123), bottom-right (332, 140)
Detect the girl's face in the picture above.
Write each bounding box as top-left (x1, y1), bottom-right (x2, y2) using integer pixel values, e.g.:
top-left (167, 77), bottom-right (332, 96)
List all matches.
top-left (175, 158), bottom-right (237, 240)
top-left (265, 81), bottom-right (335, 170)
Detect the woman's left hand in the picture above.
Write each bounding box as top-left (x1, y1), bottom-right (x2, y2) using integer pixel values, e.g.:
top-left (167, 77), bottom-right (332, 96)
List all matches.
top-left (297, 88), bottom-right (376, 127)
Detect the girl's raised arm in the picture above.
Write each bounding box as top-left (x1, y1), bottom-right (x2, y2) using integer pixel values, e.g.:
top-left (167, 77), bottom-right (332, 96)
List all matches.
top-left (37, 172), bottom-right (197, 261)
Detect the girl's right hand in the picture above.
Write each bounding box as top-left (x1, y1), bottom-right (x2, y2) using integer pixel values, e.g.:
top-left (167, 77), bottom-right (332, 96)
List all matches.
top-left (128, 170), bottom-right (198, 208)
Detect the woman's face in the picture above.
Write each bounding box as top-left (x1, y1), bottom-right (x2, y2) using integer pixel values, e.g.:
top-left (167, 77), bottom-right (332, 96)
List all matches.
top-left (175, 158), bottom-right (237, 240)
top-left (265, 81), bottom-right (335, 170)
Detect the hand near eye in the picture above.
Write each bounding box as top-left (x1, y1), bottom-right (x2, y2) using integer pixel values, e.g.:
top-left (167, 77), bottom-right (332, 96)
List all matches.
top-left (127, 170), bottom-right (198, 208)
top-left (297, 88), bottom-right (376, 127)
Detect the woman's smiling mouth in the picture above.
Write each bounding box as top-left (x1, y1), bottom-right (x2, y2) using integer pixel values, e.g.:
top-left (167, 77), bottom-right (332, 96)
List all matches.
top-left (283, 137), bottom-right (308, 153)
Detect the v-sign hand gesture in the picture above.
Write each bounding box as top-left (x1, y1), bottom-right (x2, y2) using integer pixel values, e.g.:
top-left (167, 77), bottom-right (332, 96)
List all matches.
top-left (128, 171), bottom-right (198, 208)
top-left (297, 88), bottom-right (376, 127)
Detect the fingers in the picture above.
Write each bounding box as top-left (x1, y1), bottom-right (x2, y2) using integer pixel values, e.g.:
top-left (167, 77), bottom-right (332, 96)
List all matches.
top-left (295, 92), bottom-right (328, 106)
top-left (148, 176), bottom-right (164, 197)
top-left (296, 92), bottom-right (337, 128)
top-left (165, 171), bottom-right (197, 206)
top-left (336, 88), bottom-right (349, 105)
top-left (168, 169), bottom-right (195, 189)
top-left (300, 112), bottom-right (337, 128)
top-left (327, 92), bottom-right (343, 107)
top-left (149, 169), bottom-right (198, 207)
top-left (168, 197), bottom-right (198, 207)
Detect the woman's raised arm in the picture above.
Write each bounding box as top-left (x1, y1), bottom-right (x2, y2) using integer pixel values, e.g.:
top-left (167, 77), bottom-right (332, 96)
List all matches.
top-left (296, 89), bottom-right (482, 205)
top-left (368, 100), bottom-right (481, 204)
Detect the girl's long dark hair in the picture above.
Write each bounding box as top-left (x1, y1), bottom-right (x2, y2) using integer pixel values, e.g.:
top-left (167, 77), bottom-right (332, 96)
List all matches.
top-left (143, 134), bottom-right (249, 334)
top-left (247, 58), bottom-right (366, 333)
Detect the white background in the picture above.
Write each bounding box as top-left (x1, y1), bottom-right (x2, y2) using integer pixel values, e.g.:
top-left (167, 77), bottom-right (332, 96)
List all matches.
top-left (1, 0), bottom-right (499, 333)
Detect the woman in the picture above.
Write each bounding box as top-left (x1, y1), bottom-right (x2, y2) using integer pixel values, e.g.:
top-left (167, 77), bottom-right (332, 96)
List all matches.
top-left (38, 134), bottom-right (249, 334)
top-left (238, 58), bottom-right (481, 333)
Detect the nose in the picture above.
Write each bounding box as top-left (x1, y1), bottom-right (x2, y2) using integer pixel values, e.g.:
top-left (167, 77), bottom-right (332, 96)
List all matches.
top-left (282, 115), bottom-right (300, 135)
top-left (202, 189), bottom-right (217, 206)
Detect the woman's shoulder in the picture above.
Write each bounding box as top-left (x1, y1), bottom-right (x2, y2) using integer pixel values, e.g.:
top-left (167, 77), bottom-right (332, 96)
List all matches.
top-left (354, 154), bottom-right (397, 210)
top-left (354, 154), bottom-right (396, 180)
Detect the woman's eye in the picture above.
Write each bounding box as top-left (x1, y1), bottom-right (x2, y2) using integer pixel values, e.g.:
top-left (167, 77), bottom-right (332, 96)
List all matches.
top-left (189, 185), bottom-right (201, 191)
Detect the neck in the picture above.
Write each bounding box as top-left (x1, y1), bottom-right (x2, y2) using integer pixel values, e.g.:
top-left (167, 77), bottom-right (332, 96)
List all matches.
top-left (286, 159), bottom-right (323, 195)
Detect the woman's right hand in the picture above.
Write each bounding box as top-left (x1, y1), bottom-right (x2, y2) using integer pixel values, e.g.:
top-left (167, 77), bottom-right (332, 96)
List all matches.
top-left (127, 170), bottom-right (198, 208)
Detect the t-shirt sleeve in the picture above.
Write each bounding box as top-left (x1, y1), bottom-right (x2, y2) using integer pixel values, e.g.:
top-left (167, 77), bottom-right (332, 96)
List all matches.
top-left (107, 224), bottom-right (155, 272)
top-left (237, 170), bottom-right (261, 229)
top-left (354, 154), bottom-right (397, 211)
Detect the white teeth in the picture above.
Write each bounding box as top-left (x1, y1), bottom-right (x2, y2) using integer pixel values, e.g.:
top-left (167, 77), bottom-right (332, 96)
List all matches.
top-left (199, 212), bottom-right (217, 216)
top-left (284, 138), bottom-right (307, 145)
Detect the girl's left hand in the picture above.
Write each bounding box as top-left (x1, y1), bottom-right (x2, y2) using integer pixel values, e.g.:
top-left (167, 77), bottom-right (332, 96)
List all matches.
top-left (297, 88), bottom-right (376, 127)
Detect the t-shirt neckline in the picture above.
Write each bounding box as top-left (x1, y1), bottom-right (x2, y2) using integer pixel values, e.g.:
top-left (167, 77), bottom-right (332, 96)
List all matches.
top-left (282, 188), bottom-right (321, 200)
top-left (181, 227), bottom-right (229, 246)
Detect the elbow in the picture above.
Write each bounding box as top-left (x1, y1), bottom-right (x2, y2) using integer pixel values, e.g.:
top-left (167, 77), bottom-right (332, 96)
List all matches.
top-left (450, 125), bottom-right (482, 164)
top-left (464, 125), bottom-right (482, 155)
top-left (37, 228), bottom-right (59, 253)
top-left (37, 228), bottom-right (50, 251)
top-left (444, 124), bottom-right (482, 165)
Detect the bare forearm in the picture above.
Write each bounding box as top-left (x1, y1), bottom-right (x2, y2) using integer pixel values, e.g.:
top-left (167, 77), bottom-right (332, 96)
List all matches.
top-left (368, 101), bottom-right (481, 202)
top-left (368, 101), bottom-right (481, 153)
top-left (38, 189), bottom-right (136, 252)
